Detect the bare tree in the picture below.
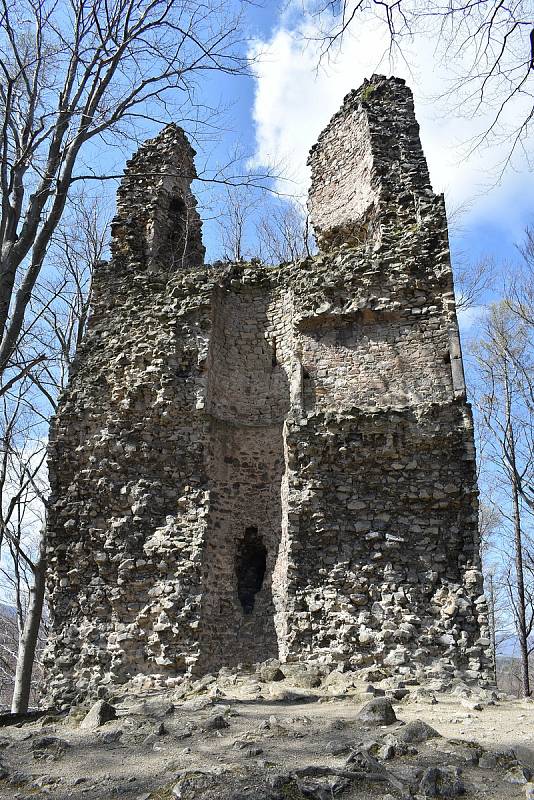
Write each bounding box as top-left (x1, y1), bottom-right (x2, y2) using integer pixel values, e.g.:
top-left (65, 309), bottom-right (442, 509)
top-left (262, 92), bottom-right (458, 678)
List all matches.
top-left (0, 605), bottom-right (18, 705)
top-left (302, 1), bottom-right (534, 160)
top-left (472, 300), bottom-right (533, 696)
top-left (0, 381), bottom-right (48, 711)
top-left (0, 197), bottom-right (107, 712)
top-left (512, 230), bottom-right (534, 325)
top-left (486, 569), bottom-right (499, 685)
top-left (0, 0), bottom-right (255, 392)
top-left (216, 186), bottom-right (258, 262)
top-left (256, 200), bottom-right (314, 264)
top-left (27, 194), bottom-right (109, 394)
top-left (213, 189), bottom-right (315, 264)
top-left (453, 256), bottom-right (495, 312)
top-left (503, 557), bottom-right (534, 691)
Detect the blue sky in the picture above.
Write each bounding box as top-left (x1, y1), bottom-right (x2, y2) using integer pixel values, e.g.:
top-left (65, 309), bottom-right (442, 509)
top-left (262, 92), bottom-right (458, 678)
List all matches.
top-left (73, 1), bottom-right (533, 326)
top-left (187, 1), bottom-right (534, 305)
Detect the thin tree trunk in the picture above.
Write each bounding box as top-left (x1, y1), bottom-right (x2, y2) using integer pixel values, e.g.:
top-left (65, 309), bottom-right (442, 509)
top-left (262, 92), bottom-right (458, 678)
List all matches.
top-left (11, 530), bottom-right (46, 713)
top-left (502, 359), bottom-right (531, 698)
top-left (511, 473), bottom-right (530, 697)
top-left (488, 573), bottom-right (498, 688)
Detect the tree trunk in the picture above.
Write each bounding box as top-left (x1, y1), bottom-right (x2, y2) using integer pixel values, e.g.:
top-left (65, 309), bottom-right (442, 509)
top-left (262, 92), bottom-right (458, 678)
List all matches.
top-left (487, 573), bottom-right (498, 688)
top-left (512, 474), bottom-right (530, 697)
top-left (11, 531), bottom-right (46, 713)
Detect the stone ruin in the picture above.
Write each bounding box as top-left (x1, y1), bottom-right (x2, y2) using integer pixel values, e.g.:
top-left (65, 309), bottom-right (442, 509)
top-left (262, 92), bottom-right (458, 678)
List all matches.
top-left (44, 75), bottom-right (492, 707)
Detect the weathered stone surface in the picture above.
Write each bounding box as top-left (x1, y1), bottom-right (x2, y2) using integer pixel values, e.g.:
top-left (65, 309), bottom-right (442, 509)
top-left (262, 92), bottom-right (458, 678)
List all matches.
top-left (257, 661), bottom-right (285, 683)
top-left (505, 766), bottom-right (533, 785)
top-left (80, 700), bottom-right (117, 730)
top-left (396, 719), bottom-right (440, 744)
top-left (171, 769), bottom-right (225, 799)
top-left (43, 74), bottom-right (492, 708)
top-left (204, 714), bottom-right (230, 732)
top-left (419, 766), bottom-right (465, 797)
top-left (280, 665), bottom-right (322, 689)
top-left (31, 736), bottom-right (70, 760)
top-left (357, 697), bottom-right (397, 726)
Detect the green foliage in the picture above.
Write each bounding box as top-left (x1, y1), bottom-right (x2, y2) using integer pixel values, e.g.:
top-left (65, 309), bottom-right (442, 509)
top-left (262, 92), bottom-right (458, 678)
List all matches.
top-left (360, 84), bottom-right (376, 102)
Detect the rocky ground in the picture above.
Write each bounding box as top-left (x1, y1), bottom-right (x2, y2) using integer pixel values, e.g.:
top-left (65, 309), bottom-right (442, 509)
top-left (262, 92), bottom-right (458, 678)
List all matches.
top-left (0, 665), bottom-right (532, 800)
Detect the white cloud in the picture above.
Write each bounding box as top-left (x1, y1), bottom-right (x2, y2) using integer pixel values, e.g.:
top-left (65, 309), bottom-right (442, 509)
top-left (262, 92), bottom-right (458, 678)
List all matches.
top-left (249, 16), bottom-right (534, 239)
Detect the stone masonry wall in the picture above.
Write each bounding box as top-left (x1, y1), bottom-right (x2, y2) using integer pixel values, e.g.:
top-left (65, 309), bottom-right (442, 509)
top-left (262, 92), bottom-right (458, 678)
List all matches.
top-left (44, 76), bottom-right (492, 708)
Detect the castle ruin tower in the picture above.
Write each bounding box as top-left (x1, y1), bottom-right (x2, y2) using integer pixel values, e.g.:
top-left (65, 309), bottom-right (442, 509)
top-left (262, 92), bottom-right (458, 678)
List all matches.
top-left (43, 126), bottom-right (209, 705)
top-left (111, 123), bottom-right (205, 269)
top-left (283, 75), bottom-right (491, 677)
top-left (44, 78), bottom-right (492, 708)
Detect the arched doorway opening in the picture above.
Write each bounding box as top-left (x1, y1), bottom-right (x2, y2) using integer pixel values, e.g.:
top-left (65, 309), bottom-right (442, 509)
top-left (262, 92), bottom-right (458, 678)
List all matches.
top-left (236, 527), bottom-right (267, 614)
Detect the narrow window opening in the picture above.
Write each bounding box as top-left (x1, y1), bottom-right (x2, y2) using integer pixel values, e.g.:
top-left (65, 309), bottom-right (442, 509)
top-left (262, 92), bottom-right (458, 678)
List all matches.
top-left (443, 350), bottom-right (451, 364)
top-left (167, 197), bottom-right (187, 256)
top-left (236, 527), bottom-right (267, 614)
top-left (271, 336), bottom-right (278, 367)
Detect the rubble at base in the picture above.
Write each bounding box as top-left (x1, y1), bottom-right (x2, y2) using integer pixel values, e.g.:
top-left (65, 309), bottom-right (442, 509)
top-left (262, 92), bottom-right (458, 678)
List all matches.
top-left (0, 668), bottom-right (532, 800)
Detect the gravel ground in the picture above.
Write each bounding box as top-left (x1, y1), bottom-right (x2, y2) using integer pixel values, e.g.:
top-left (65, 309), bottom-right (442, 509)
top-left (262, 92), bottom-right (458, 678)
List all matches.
top-left (0, 672), bottom-right (532, 800)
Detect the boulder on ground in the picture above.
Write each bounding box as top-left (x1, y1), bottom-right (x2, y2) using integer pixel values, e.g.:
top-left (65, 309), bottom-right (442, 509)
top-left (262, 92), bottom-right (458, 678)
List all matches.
top-left (357, 697), bottom-right (397, 726)
top-left (172, 769), bottom-right (221, 799)
top-left (505, 765), bottom-right (532, 785)
top-left (80, 699), bottom-right (117, 730)
top-left (323, 670), bottom-right (356, 691)
top-left (268, 688), bottom-right (318, 703)
top-left (514, 744), bottom-right (534, 771)
top-left (396, 720), bottom-right (440, 744)
top-left (31, 736), bottom-right (70, 761)
top-left (257, 661), bottom-right (285, 683)
top-left (204, 713), bottom-right (230, 731)
top-left (280, 665), bottom-right (322, 689)
top-left (419, 766), bottom-right (464, 797)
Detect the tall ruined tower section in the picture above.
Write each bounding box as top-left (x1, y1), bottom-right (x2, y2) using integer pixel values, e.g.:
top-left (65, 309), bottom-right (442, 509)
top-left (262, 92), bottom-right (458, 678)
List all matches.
top-left (285, 75), bottom-right (488, 672)
top-left (44, 77), bottom-right (491, 708)
top-left (44, 125), bottom-right (210, 704)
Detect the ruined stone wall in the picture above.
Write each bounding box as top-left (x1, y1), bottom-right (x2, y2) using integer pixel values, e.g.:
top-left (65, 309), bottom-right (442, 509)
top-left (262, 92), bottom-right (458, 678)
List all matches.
top-left (199, 421), bottom-right (285, 669)
top-left (44, 76), bottom-right (491, 709)
top-left (44, 128), bottom-right (213, 703)
top-left (308, 76), bottom-right (433, 251)
top-left (299, 310), bottom-right (454, 412)
top-left (205, 286), bottom-right (290, 424)
top-left (197, 281), bottom-right (295, 670)
top-left (282, 405), bottom-right (483, 678)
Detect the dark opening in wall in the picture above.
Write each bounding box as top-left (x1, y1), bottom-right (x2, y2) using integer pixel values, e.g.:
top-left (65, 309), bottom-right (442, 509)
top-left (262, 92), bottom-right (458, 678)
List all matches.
top-left (236, 527), bottom-right (267, 614)
top-left (167, 196), bottom-right (187, 257)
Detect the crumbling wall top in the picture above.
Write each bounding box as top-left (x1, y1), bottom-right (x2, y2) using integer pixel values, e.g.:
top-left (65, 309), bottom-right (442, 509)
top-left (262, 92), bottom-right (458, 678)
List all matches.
top-left (307, 75), bottom-right (433, 250)
top-left (110, 123), bottom-right (205, 270)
